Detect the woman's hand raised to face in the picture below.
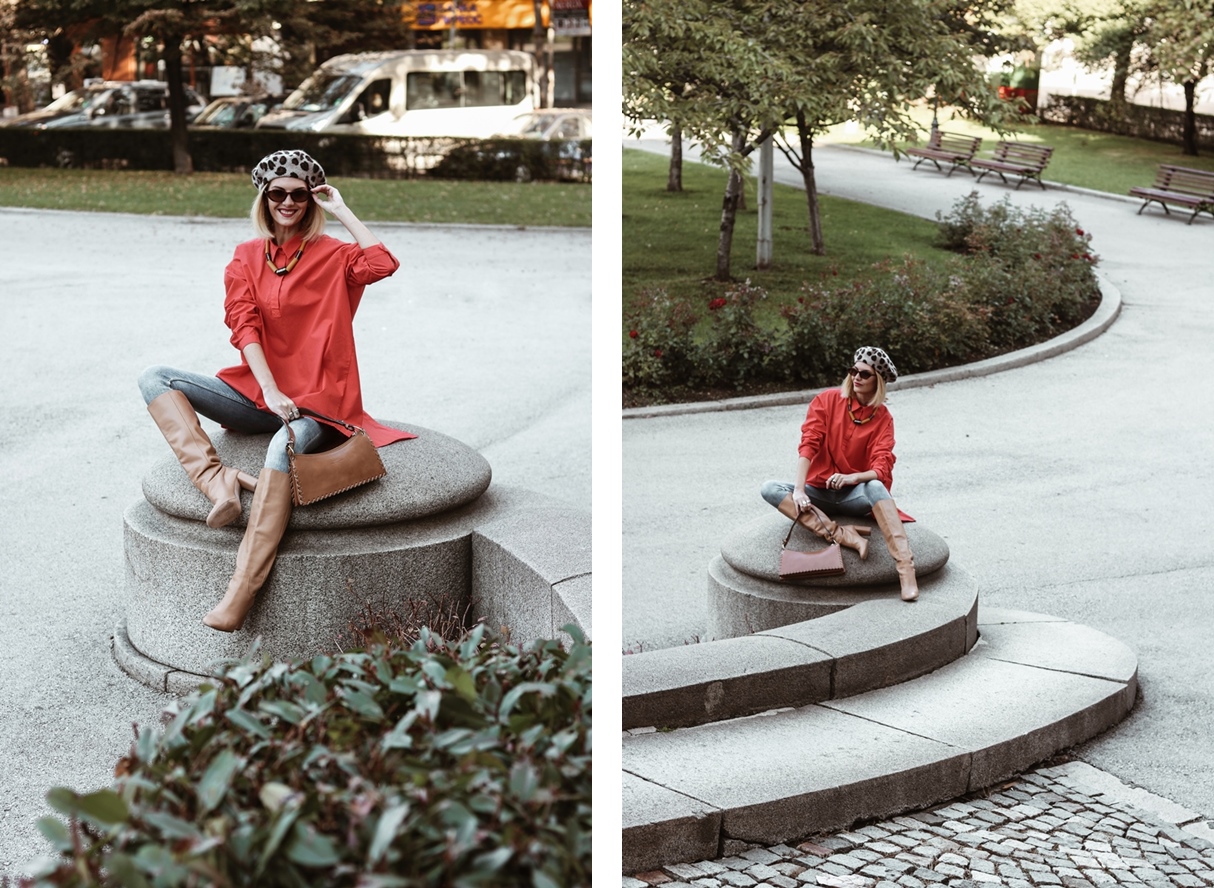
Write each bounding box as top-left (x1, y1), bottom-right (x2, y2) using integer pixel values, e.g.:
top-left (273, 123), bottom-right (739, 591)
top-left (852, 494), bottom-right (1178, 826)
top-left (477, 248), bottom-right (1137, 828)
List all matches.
top-left (311, 183), bottom-right (347, 216)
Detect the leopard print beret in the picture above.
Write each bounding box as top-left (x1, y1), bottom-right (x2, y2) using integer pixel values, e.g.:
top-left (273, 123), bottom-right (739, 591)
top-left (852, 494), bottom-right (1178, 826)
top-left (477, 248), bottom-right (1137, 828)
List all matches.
top-left (853, 346), bottom-right (898, 383)
top-left (251, 149), bottom-right (326, 191)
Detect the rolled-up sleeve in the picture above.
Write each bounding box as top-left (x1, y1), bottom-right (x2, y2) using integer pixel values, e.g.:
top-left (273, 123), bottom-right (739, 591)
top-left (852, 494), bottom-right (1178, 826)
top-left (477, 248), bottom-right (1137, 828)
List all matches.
top-left (344, 242), bottom-right (400, 287)
top-left (223, 258), bottom-right (263, 352)
top-left (797, 396), bottom-right (828, 461)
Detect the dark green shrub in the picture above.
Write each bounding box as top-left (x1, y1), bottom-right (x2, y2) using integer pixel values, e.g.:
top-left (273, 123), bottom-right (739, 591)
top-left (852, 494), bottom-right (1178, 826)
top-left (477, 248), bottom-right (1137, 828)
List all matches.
top-left (936, 193), bottom-right (1099, 349)
top-left (623, 287), bottom-right (700, 399)
top-left (0, 129), bottom-right (590, 182)
top-left (697, 281), bottom-right (780, 390)
top-left (429, 138), bottom-right (590, 182)
top-left (622, 192), bottom-right (1101, 404)
top-left (782, 257), bottom-right (991, 385)
top-left (22, 626), bottom-right (591, 888)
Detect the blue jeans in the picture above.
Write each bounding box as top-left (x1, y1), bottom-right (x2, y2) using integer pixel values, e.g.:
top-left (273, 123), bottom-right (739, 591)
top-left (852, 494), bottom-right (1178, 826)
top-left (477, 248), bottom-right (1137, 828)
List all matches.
top-left (760, 478), bottom-right (891, 518)
top-left (139, 365), bottom-right (333, 473)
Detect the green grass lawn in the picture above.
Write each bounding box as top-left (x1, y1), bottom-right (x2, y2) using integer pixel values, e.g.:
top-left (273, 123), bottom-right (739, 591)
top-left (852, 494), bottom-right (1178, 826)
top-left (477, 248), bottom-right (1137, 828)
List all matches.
top-left (623, 148), bottom-right (950, 324)
top-left (817, 104), bottom-right (1214, 196)
top-left (0, 168), bottom-right (591, 227)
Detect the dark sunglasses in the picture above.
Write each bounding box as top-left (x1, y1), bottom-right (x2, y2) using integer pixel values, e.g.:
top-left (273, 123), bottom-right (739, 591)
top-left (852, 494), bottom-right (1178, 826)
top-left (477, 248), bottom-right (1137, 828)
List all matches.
top-left (848, 366), bottom-right (876, 381)
top-left (265, 187), bottom-right (312, 204)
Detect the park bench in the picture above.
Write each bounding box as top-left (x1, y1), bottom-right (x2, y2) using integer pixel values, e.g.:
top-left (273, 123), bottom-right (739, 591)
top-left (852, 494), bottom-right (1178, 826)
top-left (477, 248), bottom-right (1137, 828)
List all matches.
top-left (904, 130), bottom-right (982, 176)
top-left (972, 142), bottom-right (1054, 190)
top-left (1128, 164), bottom-right (1214, 224)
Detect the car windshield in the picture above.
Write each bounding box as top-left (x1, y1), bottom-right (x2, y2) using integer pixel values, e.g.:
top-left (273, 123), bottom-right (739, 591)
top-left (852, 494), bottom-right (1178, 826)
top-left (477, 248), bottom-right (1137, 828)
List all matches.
top-left (193, 101), bottom-right (237, 126)
top-left (282, 73), bottom-right (362, 112)
top-left (41, 88), bottom-right (112, 114)
top-left (513, 114), bottom-right (553, 137)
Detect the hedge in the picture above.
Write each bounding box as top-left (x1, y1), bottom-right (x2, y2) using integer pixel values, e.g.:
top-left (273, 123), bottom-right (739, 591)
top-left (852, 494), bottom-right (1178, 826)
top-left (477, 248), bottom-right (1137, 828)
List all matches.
top-left (0, 128), bottom-right (591, 182)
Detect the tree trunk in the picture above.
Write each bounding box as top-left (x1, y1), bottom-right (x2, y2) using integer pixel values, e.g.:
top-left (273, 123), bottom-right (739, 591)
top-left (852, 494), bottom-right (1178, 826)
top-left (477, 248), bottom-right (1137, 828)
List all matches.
top-left (714, 131), bottom-right (747, 281)
top-left (796, 113), bottom-right (825, 255)
top-left (1110, 43), bottom-right (1131, 108)
top-left (163, 38), bottom-right (193, 174)
top-left (667, 122), bottom-right (683, 192)
top-left (1182, 80), bottom-right (1198, 156)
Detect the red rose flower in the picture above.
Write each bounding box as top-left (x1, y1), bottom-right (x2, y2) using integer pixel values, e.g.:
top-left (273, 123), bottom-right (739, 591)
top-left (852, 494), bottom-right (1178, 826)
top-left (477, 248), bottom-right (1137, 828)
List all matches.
top-left (654, 348), bottom-right (663, 358)
top-left (629, 329), bottom-right (638, 338)
top-left (707, 297), bottom-right (727, 311)
top-left (1076, 228), bottom-right (1084, 236)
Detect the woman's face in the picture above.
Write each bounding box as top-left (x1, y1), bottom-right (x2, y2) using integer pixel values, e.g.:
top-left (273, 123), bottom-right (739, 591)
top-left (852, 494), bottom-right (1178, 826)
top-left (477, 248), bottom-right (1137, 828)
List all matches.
top-left (264, 176), bottom-right (311, 230)
top-left (850, 361), bottom-right (878, 401)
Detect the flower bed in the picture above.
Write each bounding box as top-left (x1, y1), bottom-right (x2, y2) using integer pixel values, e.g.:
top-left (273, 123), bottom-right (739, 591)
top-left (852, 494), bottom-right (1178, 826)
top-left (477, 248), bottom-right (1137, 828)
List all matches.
top-left (623, 194), bottom-right (1100, 407)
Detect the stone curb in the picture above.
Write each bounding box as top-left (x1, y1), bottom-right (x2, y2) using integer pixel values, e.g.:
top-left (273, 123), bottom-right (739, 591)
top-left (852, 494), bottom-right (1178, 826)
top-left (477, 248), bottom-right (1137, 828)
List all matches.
top-left (0, 205), bottom-right (590, 234)
top-left (623, 266), bottom-right (1121, 421)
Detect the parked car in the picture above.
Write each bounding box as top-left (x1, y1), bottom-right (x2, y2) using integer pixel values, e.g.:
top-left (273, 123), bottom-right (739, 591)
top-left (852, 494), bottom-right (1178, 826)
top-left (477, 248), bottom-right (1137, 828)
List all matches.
top-left (506, 108), bottom-right (592, 142)
top-left (255, 49), bottom-right (535, 138)
top-left (431, 108), bottom-right (592, 182)
top-left (0, 80), bottom-right (203, 129)
top-left (190, 94), bottom-right (283, 129)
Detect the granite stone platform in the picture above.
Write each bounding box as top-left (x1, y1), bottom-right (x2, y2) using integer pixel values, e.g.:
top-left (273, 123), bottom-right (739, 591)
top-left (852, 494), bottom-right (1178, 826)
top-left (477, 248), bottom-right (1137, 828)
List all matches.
top-left (710, 512), bottom-right (950, 638)
top-left (621, 516), bottom-right (1138, 873)
top-left (115, 423), bottom-right (591, 693)
top-left (622, 608), bottom-right (1138, 874)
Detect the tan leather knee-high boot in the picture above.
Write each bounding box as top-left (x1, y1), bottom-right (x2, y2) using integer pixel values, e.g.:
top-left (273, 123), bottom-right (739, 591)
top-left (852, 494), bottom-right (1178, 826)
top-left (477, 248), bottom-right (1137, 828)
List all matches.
top-left (872, 499), bottom-right (918, 601)
top-left (147, 390), bottom-right (257, 528)
top-left (203, 468), bottom-right (292, 632)
top-left (777, 494), bottom-right (870, 560)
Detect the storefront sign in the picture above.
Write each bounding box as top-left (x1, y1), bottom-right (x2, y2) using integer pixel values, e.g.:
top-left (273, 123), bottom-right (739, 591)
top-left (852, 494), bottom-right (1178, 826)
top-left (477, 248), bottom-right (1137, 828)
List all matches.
top-left (551, 0), bottom-right (591, 35)
top-left (413, 0), bottom-right (592, 32)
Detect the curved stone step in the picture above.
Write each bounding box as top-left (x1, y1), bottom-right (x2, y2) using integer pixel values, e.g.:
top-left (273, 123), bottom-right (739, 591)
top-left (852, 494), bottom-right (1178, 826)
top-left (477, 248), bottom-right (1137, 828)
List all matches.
top-left (621, 608), bottom-right (1138, 874)
top-left (624, 563), bottom-right (977, 730)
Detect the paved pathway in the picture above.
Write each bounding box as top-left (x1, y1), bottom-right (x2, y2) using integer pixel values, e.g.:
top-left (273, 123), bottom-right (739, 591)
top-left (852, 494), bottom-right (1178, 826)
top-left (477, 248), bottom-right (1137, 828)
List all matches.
top-left (622, 138), bottom-right (1214, 853)
top-left (0, 209), bottom-right (589, 877)
top-left (624, 763), bottom-right (1214, 887)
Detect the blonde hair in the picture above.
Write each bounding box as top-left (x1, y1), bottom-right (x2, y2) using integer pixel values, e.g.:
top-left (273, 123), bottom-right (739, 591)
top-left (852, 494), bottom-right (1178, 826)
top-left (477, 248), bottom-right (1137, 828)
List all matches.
top-left (249, 188), bottom-right (326, 243)
top-left (840, 370), bottom-right (887, 408)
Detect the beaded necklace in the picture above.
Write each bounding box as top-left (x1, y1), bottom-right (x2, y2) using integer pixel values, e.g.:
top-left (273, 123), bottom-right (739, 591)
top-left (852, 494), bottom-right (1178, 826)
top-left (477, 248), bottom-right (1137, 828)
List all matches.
top-left (847, 397), bottom-right (876, 426)
top-left (265, 238), bottom-right (305, 276)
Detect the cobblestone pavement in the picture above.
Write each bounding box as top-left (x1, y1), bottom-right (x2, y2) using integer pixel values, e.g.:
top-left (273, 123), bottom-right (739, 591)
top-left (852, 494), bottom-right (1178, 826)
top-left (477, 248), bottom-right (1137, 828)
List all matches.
top-left (624, 765), bottom-right (1214, 888)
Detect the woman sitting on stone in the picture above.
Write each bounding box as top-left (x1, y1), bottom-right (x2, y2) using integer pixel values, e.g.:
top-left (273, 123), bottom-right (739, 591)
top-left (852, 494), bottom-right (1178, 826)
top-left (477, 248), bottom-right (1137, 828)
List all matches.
top-left (138, 149), bottom-right (413, 632)
top-left (759, 346), bottom-right (918, 602)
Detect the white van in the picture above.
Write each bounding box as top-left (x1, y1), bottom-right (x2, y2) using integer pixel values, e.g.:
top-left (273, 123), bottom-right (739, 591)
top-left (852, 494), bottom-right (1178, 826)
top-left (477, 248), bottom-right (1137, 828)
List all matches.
top-left (256, 50), bottom-right (535, 138)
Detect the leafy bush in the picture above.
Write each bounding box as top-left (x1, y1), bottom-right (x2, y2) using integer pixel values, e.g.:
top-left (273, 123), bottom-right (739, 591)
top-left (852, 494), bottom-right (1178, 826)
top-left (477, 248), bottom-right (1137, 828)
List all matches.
top-left (622, 287), bottom-right (700, 399)
top-left (937, 193), bottom-right (1098, 349)
top-left (697, 281), bottom-right (778, 389)
top-left (781, 257), bottom-right (991, 384)
top-left (22, 626), bottom-right (591, 888)
top-left (623, 192), bottom-right (1100, 404)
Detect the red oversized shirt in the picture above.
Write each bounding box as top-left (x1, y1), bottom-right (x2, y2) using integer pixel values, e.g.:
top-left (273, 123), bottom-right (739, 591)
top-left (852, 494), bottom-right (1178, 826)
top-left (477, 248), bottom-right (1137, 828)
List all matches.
top-left (216, 234), bottom-right (415, 447)
top-left (798, 388), bottom-right (896, 491)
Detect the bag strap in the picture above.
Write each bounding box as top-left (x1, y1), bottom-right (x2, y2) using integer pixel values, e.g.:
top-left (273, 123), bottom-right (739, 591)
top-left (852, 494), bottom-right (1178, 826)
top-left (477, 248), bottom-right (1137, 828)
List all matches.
top-left (783, 516), bottom-right (798, 548)
top-left (782, 508), bottom-right (839, 548)
top-left (281, 407), bottom-right (365, 455)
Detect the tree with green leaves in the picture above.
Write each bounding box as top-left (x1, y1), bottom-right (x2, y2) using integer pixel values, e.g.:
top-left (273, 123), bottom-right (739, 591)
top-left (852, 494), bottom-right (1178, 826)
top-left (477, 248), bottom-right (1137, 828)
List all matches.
top-left (624, 0), bottom-right (801, 281)
top-left (625, 0), bottom-right (1017, 275)
top-left (13, 0), bottom-right (417, 173)
top-left (765, 0), bottom-right (1015, 256)
top-left (1141, 0), bottom-right (1214, 155)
